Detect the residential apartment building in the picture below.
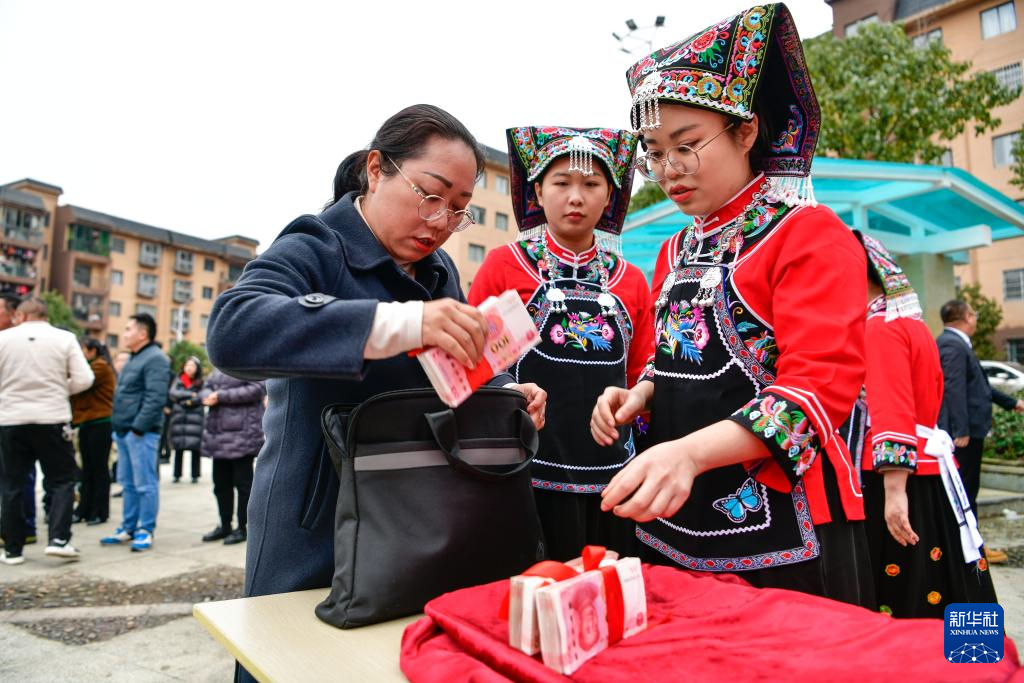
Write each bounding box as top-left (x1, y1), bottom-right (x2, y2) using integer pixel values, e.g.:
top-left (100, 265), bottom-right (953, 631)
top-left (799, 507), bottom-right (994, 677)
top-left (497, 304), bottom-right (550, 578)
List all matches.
top-left (443, 144), bottom-right (516, 292)
top-left (828, 0), bottom-right (1024, 357)
top-left (0, 178), bottom-right (257, 350)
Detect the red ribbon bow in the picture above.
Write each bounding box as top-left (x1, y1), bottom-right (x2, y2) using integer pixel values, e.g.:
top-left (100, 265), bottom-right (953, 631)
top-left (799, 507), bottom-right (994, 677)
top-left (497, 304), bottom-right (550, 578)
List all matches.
top-left (500, 545), bottom-right (627, 645)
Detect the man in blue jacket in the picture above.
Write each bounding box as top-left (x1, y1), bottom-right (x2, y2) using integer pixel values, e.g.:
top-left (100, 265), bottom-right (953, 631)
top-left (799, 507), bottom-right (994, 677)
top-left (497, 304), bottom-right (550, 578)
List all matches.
top-left (101, 313), bottom-right (171, 552)
top-left (937, 299), bottom-right (1023, 511)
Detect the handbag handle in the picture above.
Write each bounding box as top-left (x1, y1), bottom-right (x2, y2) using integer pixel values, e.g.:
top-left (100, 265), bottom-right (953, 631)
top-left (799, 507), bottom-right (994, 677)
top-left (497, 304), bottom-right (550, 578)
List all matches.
top-left (424, 408), bottom-right (538, 482)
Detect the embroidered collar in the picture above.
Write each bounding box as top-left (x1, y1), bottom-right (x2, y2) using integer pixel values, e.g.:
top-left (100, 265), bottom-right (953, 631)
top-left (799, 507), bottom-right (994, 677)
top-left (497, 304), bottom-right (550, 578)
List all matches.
top-left (694, 173), bottom-right (766, 237)
top-left (867, 294), bottom-right (887, 317)
top-left (544, 228), bottom-right (599, 266)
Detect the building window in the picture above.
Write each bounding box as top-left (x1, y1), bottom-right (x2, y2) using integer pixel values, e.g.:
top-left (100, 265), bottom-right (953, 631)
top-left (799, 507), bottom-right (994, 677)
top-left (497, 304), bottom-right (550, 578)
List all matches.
top-left (468, 243), bottom-right (486, 263)
top-left (71, 292), bottom-right (103, 323)
top-left (170, 308), bottom-right (191, 335)
top-left (845, 14), bottom-right (878, 37)
top-left (992, 62), bottom-right (1023, 92)
top-left (137, 273), bottom-right (158, 298)
top-left (204, 257), bottom-right (215, 272)
top-left (993, 131), bottom-right (1020, 167)
top-left (139, 241), bottom-right (161, 267)
top-left (111, 269), bottom-right (124, 286)
top-left (911, 28), bottom-right (943, 48)
top-left (475, 173), bottom-right (487, 189)
top-left (1007, 339), bottom-right (1024, 362)
top-left (200, 314), bottom-right (211, 330)
top-left (1004, 268), bottom-right (1024, 301)
top-left (106, 334), bottom-right (119, 348)
top-left (495, 212), bottom-right (509, 231)
top-left (954, 275), bottom-right (962, 290)
top-left (73, 263), bottom-right (93, 289)
top-left (172, 278), bottom-right (193, 303)
top-left (468, 205), bottom-right (486, 225)
top-left (111, 237), bottom-right (126, 253)
top-left (108, 301), bottom-right (121, 317)
top-left (135, 303), bottom-right (157, 317)
top-left (175, 250), bottom-right (194, 274)
top-left (939, 149), bottom-right (953, 166)
top-left (495, 175), bottom-right (510, 195)
top-left (982, 1), bottom-right (1017, 38)
top-left (202, 286), bottom-right (214, 300)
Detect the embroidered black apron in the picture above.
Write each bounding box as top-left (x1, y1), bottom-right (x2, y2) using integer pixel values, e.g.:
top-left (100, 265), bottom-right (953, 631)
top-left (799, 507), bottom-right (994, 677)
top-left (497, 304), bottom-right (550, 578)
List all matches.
top-left (637, 223), bottom-right (820, 571)
top-left (515, 268), bottom-right (634, 493)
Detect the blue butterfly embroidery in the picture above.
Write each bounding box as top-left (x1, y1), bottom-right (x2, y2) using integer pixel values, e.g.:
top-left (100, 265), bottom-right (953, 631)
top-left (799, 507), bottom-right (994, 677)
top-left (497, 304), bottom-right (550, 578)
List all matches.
top-left (712, 477), bottom-right (764, 524)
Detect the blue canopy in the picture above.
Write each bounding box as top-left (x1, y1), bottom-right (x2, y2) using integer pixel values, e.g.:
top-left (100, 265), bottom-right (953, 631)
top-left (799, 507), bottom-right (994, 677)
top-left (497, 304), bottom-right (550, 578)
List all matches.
top-left (622, 157), bottom-right (1024, 278)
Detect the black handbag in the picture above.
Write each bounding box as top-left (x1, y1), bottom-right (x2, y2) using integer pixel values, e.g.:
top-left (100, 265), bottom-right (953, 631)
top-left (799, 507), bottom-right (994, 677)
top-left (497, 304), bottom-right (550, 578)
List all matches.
top-left (315, 386), bottom-right (546, 628)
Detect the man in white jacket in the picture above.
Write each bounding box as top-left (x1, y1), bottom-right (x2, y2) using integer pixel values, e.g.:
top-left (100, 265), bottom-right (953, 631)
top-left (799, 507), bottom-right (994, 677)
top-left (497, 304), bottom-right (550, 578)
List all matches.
top-left (0, 298), bottom-right (94, 564)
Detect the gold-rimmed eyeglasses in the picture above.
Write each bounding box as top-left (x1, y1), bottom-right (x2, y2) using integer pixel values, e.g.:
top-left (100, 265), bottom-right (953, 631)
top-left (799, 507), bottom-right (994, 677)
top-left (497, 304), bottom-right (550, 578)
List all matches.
top-left (634, 123), bottom-right (736, 181)
top-left (386, 155), bottom-right (475, 233)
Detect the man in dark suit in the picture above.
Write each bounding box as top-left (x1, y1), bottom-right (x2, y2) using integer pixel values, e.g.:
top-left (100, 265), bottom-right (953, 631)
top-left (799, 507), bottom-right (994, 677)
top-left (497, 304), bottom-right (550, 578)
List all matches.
top-left (937, 299), bottom-right (1022, 562)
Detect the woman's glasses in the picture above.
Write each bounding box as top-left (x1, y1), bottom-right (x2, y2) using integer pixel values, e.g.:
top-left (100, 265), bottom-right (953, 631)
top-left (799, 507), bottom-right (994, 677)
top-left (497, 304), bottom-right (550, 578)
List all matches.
top-left (386, 156), bottom-right (475, 233)
top-left (633, 123), bottom-right (735, 181)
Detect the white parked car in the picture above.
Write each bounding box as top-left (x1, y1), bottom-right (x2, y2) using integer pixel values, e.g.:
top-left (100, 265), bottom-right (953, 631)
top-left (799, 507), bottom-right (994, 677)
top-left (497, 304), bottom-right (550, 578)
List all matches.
top-left (980, 360), bottom-right (1024, 394)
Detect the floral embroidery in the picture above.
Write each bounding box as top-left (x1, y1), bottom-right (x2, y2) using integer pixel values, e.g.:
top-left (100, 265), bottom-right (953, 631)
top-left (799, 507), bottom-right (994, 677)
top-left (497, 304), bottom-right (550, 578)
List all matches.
top-left (550, 313), bottom-right (614, 352)
top-left (879, 605), bottom-right (893, 616)
top-left (927, 591), bottom-right (942, 605)
top-left (737, 394), bottom-right (819, 476)
top-left (634, 414), bottom-right (650, 436)
top-left (656, 302), bottom-right (709, 363)
top-left (743, 330), bottom-right (777, 366)
top-left (770, 105), bottom-right (803, 154)
top-left (930, 547), bottom-right (942, 562)
top-left (872, 440), bottom-right (918, 470)
top-left (885, 564), bottom-right (901, 577)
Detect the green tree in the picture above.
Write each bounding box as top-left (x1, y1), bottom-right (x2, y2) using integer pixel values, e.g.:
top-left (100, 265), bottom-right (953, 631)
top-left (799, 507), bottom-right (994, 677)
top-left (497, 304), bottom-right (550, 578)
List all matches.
top-left (39, 290), bottom-right (83, 337)
top-left (628, 182), bottom-right (667, 214)
top-left (957, 281), bottom-right (1003, 360)
top-left (803, 23), bottom-right (1019, 164)
top-left (167, 339), bottom-right (211, 375)
top-left (1010, 132), bottom-right (1024, 192)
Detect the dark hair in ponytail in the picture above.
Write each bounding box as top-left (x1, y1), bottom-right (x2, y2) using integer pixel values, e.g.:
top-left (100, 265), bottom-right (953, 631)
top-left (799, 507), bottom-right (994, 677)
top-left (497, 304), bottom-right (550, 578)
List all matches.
top-left (326, 104), bottom-right (485, 208)
top-left (81, 337), bottom-right (113, 366)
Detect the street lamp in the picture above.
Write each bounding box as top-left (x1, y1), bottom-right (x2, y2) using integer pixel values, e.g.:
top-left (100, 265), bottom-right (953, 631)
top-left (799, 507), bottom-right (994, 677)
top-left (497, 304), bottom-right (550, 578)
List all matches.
top-left (612, 16), bottom-right (666, 55)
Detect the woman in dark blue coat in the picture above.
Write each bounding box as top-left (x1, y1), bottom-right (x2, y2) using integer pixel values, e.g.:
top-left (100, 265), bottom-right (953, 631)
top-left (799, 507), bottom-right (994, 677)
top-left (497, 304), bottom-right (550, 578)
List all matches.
top-left (206, 105), bottom-right (546, 609)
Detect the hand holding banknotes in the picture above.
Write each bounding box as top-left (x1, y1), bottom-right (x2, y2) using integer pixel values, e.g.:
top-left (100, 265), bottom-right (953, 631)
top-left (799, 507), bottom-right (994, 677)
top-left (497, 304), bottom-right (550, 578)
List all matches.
top-left (421, 298), bottom-right (488, 369)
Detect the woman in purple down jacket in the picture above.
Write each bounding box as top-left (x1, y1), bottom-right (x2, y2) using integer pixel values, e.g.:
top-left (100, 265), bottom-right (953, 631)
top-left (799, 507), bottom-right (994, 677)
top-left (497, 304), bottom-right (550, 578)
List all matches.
top-left (199, 369), bottom-right (266, 545)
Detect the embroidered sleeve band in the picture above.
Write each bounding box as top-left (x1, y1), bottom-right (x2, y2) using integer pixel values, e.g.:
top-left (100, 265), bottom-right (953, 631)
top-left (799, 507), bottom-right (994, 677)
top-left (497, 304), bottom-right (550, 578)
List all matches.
top-left (872, 439), bottom-right (918, 472)
top-left (731, 391), bottom-right (820, 484)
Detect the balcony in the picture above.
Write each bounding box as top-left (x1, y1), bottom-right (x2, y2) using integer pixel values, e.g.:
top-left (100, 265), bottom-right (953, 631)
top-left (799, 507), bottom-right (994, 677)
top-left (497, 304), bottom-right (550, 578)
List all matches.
top-left (71, 298), bottom-right (106, 331)
top-left (137, 285), bottom-right (157, 299)
top-left (0, 260), bottom-right (37, 284)
top-left (2, 227), bottom-right (45, 247)
top-left (72, 274), bottom-right (109, 293)
top-left (68, 237), bottom-right (111, 260)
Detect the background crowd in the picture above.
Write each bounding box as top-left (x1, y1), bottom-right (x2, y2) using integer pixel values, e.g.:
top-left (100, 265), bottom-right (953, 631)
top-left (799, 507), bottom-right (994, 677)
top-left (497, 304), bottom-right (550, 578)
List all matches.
top-left (0, 293), bottom-right (265, 564)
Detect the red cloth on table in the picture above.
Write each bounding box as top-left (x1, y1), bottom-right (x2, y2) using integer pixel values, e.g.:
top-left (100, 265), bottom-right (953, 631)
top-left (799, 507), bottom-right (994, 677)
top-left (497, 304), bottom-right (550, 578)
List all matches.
top-left (401, 565), bottom-right (1021, 682)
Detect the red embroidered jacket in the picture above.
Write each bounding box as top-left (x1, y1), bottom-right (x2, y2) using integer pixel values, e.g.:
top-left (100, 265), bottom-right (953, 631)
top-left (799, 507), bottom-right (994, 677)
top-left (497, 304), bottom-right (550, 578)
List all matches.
top-left (647, 197), bottom-right (867, 524)
top-left (467, 231), bottom-right (653, 388)
top-left (862, 310), bottom-right (945, 476)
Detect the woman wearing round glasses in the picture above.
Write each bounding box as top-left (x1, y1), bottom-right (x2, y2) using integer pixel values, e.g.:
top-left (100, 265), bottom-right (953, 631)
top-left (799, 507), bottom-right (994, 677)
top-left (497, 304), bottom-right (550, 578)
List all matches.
top-left (592, 4), bottom-right (874, 606)
top-left (205, 104), bottom-right (546, 608)
top-left (468, 126), bottom-right (649, 561)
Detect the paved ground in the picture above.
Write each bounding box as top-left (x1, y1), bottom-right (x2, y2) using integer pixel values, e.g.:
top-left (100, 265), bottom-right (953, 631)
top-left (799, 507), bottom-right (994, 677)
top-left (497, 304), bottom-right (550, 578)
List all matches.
top-left (0, 467), bottom-right (1021, 681)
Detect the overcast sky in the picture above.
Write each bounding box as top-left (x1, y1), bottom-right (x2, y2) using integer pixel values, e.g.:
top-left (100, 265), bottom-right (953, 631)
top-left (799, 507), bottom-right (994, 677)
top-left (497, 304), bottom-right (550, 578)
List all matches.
top-left (0, 1), bottom-right (833, 251)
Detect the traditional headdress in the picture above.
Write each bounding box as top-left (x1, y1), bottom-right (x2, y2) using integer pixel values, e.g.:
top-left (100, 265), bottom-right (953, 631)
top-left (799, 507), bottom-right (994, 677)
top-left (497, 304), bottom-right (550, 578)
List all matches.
top-left (507, 126), bottom-right (639, 254)
top-left (857, 231), bottom-right (922, 321)
top-left (625, 3), bottom-right (819, 207)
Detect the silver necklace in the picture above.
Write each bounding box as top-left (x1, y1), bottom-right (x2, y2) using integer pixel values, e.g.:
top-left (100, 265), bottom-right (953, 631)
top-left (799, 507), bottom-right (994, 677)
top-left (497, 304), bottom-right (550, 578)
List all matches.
top-left (654, 181), bottom-right (770, 313)
top-left (540, 229), bottom-right (617, 317)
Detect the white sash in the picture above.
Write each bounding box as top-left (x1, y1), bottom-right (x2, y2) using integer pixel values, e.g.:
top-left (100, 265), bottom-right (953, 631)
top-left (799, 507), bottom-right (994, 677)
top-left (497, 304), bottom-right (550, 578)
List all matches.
top-left (916, 424), bottom-right (984, 564)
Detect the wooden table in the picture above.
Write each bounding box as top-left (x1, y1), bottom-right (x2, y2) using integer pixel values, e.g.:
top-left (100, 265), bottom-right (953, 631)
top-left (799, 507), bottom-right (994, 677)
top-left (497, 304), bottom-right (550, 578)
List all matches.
top-left (193, 589), bottom-right (420, 682)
